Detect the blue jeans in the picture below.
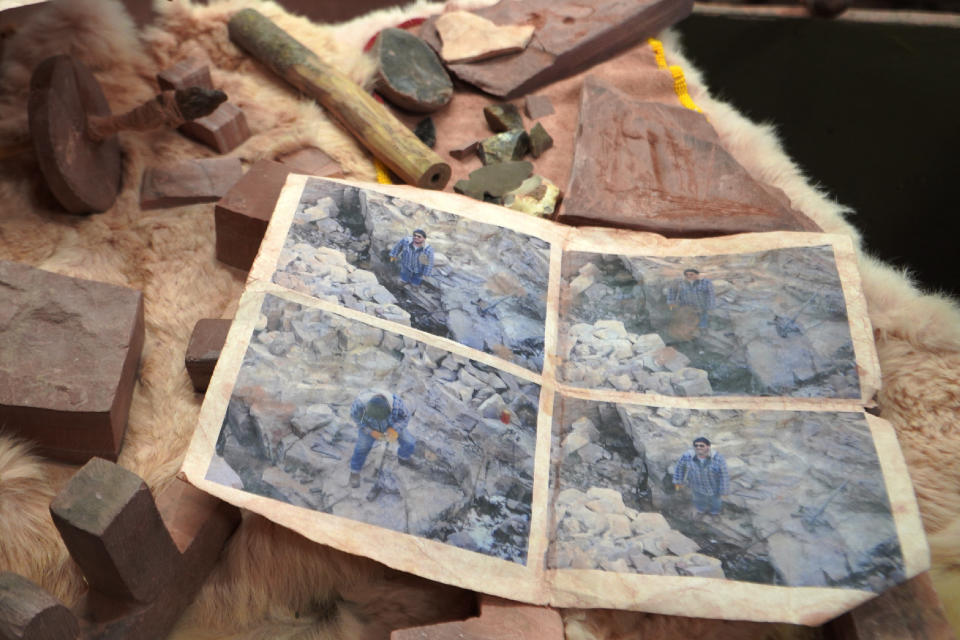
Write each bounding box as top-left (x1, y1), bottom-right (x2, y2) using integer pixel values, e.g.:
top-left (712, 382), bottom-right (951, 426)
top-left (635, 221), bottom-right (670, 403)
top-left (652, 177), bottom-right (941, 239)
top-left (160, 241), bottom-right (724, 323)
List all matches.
top-left (399, 266), bottom-right (423, 285)
top-left (692, 491), bottom-right (722, 515)
top-left (349, 427), bottom-right (416, 472)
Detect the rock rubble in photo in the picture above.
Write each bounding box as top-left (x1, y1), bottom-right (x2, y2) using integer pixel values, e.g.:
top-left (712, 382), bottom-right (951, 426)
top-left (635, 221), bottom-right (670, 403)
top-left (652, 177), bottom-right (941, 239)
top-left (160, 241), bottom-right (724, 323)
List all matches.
top-left (273, 180), bottom-right (550, 372)
top-left (210, 294), bottom-right (540, 563)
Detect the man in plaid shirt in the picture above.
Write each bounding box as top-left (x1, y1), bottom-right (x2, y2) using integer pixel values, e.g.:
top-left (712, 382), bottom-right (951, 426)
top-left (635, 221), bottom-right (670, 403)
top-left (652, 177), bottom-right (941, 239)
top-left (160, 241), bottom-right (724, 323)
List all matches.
top-left (348, 391), bottom-right (418, 488)
top-left (673, 436), bottom-right (729, 516)
top-left (389, 228), bottom-right (434, 286)
top-left (667, 268), bottom-right (716, 330)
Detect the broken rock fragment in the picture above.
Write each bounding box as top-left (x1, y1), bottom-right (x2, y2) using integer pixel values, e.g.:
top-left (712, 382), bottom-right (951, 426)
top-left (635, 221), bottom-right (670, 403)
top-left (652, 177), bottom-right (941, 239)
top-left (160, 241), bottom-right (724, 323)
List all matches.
top-left (503, 174), bottom-right (559, 217)
top-left (140, 157), bottom-right (243, 209)
top-left (156, 56), bottom-right (213, 92)
top-left (373, 28), bottom-right (453, 113)
top-left (179, 102), bottom-right (251, 154)
top-left (479, 129), bottom-right (530, 165)
top-left (453, 160), bottom-right (533, 203)
top-left (449, 140), bottom-right (479, 160)
top-left (414, 117), bottom-right (436, 148)
top-left (528, 122), bottom-right (553, 158)
top-left (483, 103), bottom-right (524, 132)
top-left (524, 94), bottom-right (555, 119)
top-left (435, 11), bottom-right (534, 64)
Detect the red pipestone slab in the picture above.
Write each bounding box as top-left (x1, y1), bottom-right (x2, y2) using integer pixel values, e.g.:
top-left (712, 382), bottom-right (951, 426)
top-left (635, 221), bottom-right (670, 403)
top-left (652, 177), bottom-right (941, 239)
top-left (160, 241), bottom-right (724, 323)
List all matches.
top-left (560, 76), bottom-right (821, 236)
top-left (392, 595), bottom-right (563, 640)
top-left (156, 56), bottom-right (213, 91)
top-left (185, 318), bottom-right (232, 391)
top-left (215, 160), bottom-right (292, 271)
top-left (0, 572), bottom-right (79, 640)
top-left (140, 157), bottom-right (243, 209)
top-left (275, 146), bottom-right (344, 178)
top-left (0, 261), bottom-right (143, 463)
top-left (180, 102), bottom-right (251, 154)
top-left (420, 0), bottom-right (693, 99)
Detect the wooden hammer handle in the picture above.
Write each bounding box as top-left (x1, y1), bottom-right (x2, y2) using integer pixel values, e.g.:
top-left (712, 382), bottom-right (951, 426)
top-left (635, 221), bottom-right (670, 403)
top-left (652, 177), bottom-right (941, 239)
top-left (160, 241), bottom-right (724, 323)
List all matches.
top-left (228, 9), bottom-right (451, 190)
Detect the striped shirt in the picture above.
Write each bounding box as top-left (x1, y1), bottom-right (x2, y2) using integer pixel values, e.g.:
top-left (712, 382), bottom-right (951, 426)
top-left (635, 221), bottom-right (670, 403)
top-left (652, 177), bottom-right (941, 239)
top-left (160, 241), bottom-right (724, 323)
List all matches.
top-left (390, 236), bottom-right (434, 277)
top-left (673, 449), bottom-right (729, 495)
top-left (666, 278), bottom-right (716, 310)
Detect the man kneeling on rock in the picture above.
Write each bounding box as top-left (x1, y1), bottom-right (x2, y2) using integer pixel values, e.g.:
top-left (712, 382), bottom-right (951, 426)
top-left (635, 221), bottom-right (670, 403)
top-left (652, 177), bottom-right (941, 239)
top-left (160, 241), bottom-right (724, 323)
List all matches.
top-left (673, 437), bottom-right (729, 517)
top-left (349, 391), bottom-right (419, 488)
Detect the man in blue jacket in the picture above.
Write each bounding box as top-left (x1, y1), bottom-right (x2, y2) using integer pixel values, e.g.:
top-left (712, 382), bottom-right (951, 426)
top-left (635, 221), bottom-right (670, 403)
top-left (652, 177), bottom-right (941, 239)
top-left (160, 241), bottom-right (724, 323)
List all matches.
top-left (348, 391), bottom-right (418, 488)
top-left (673, 437), bottom-right (729, 517)
top-left (390, 228), bottom-right (434, 286)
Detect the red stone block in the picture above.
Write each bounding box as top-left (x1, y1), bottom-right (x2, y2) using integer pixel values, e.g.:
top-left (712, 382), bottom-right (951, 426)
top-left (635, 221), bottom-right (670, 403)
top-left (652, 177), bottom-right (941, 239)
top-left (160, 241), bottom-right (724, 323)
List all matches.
top-left (140, 157), bottom-right (243, 209)
top-left (156, 56), bottom-right (213, 91)
top-left (180, 102), bottom-right (251, 154)
top-left (0, 572), bottom-right (79, 640)
top-left (185, 318), bottom-right (232, 391)
top-left (49, 458), bottom-right (182, 605)
top-left (215, 160), bottom-right (293, 271)
top-left (0, 261), bottom-right (144, 463)
top-left (275, 146), bottom-right (344, 178)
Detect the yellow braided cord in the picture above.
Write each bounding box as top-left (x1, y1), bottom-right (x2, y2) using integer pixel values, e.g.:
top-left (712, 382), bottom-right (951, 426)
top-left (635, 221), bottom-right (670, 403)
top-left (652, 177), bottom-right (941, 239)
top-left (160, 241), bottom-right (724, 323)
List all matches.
top-left (648, 38), bottom-right (667, 69)
top-left (669, 65), bottom-right (702, 113)
top-left (374, 158), bottom-right (393, 184)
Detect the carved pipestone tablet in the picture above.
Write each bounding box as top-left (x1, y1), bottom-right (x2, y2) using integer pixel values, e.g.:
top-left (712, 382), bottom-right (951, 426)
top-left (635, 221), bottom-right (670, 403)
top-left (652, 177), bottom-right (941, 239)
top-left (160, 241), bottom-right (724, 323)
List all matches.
top-left (215, 160), bottom-right (292, 271)
top-left (179, 102), bottom-right (250, 153)
top-left (0, 261), bottom-right (143, 463)
top-left (28, 54), bottom-right (121, 214)
top-left (49, 458), bottom-right (181, 604)
top-left (420, 0), bottom-right (693, 98)
top-left (156, 56), bottom-right (213, 91)
top-left (561, 76), bottom-right (821, 235)
top-left (373, 28), bottom-right (453, 113)
top-left (0, 573), bottom-right (79, 640)
top-left (140, 157), bottom-right (243, 209)
top-left (185, 318), bottom-right (232, 392)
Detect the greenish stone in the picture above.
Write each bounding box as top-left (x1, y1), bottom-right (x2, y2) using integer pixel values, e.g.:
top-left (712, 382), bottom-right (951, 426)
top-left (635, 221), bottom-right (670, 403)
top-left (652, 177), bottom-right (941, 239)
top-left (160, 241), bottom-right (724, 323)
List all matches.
top-left (374, 28), bottom-right (453, 113)
top-left (479, 129), bottom-right (530, 165)
top-left (483, 103), bottom-right (524, 132)
top-left (528, 122), bottom-right (553, 158)
top-left (453, 161), bottom-right (533, 203)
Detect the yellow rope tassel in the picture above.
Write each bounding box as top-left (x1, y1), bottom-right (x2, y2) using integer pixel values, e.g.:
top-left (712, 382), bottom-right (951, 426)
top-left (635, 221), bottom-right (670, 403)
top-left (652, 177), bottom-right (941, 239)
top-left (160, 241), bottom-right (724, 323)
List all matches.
top-left (648, 38), bottom-right (703, 114)
top-left (669, 65), bottom-right (702, 113)
top-left (648, 37), bottom-right (667, 69)
top-left (374, 158), bottom-right (393, 184)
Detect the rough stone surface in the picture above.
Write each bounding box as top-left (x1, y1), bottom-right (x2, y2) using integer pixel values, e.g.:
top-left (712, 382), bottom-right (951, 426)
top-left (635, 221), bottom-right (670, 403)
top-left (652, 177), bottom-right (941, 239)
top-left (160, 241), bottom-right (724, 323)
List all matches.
top-left (275, 146), bottom-right (343, 178)
top-left (179, 102), bottom-right (251, 154)
top-left (139, 157), bottom-right (243, 209)
top-left (527, 122), bottom-right (553, 158)
top-left (561, 76), bottom-right (821, 235)
top-left (523, 94), bottom-right (554, 120)
top-left (502, 174), bottom-right (559, 217)
top-left (186, 318), bottom-right (232, 392)
top-left (215, 160), bottom-right (292, 271)
top-left (373, 28), bottom-right (453, 113)
top-left (478, 129), bottom-right (530, 165)
top-left (156, 56), bottom-right (213, 91)
top-left (483, 103), bottom-right (523, 132)
top-left (453, 161), bottom-right (533, 203)
top-left (434, 11), bottom-right (534, 64)
top-left (0, 260), bottom-right (143, 462)
top-left (421, 0), bottom-right (694, 98)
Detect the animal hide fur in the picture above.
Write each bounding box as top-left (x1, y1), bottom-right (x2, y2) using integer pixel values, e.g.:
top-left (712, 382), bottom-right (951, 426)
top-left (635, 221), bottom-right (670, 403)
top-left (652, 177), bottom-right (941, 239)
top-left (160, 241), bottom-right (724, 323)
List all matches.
top-left (0, 1), bottom-right (956, 637)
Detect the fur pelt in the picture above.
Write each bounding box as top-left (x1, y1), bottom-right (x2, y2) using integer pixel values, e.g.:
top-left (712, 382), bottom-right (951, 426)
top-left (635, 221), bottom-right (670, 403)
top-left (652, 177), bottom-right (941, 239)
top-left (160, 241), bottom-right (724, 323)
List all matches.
top-left (0, 1), bottom-right (956, 637)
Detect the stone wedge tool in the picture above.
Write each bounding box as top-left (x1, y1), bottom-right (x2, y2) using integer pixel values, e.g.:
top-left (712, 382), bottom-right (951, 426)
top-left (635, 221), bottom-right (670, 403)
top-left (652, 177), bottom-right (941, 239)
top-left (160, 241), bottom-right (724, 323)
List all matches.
top-left (0, 54), bottom-right (226, 214)
top-left (228, 8), bottom-right (451, 190)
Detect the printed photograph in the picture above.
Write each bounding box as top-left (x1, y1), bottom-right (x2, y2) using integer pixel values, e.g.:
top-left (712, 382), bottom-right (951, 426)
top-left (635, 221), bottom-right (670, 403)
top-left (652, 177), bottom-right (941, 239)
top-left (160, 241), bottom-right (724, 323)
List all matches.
top-left (272, 178), bottom-right (551, 372)
top-left (206, 293), bottom-right (540, 564)
top-left (547, 396), bottom-right (905, 591)
top-left (557, 246), bottom-right (860, 397)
